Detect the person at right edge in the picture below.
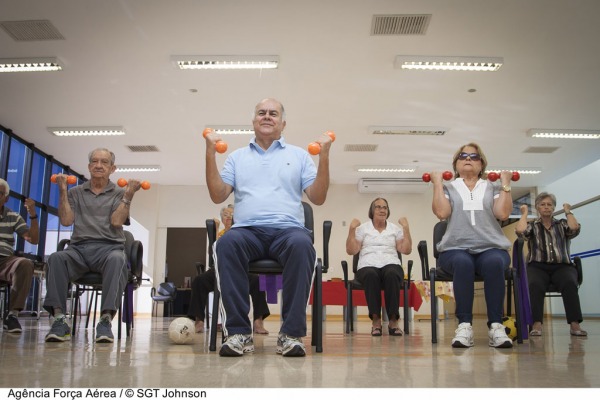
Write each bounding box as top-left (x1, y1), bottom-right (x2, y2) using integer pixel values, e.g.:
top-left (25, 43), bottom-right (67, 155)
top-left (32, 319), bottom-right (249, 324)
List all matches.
top-left (431, 143), bottom-right (513, 348)
top-left (515, 192), bottom-right (586, 337)
top-left (204, 98), bottom-right (331, 357)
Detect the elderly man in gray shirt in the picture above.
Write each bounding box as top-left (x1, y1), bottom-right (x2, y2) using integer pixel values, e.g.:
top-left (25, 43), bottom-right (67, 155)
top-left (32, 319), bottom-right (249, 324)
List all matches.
top-left (44, 148), bottom-right (142, 343)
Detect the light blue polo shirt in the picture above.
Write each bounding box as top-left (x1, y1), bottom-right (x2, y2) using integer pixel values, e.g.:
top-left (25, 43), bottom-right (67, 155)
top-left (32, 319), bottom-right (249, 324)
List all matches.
top-left (221, 136), bottom-right (316, 229)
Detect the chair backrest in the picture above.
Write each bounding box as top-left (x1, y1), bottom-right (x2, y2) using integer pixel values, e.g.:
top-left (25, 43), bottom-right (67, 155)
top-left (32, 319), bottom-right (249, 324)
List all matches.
top-left (432, 220), bottom-right (448, 260)
top-left (206, 201), bottom-right (315, 269)
top-left (124, 230), bottom-right (144, 287)
top-left (157, 282), bottom-right (177, 298)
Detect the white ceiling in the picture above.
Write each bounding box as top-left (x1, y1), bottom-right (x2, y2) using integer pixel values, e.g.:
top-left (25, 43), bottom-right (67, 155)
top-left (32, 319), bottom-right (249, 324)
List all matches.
top-left (1, 0), bottom-right (599, 196)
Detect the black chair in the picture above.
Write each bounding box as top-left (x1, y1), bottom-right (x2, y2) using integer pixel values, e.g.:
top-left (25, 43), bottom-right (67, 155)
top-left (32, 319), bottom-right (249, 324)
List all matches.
top-left (151, 281), bottom-right (177, 317)
top-left (207, 201), bottom-right (332, 353)
top-left (341, 253), bottom-right (413, 334)
top-left (508, 237), bottom-right (582, 331)
top-left (0, 280), bottom-right (10, 320)
top-left (417, 220), bottom-right (522, 344)
top-left (60, 230), bottom-right (144, 339)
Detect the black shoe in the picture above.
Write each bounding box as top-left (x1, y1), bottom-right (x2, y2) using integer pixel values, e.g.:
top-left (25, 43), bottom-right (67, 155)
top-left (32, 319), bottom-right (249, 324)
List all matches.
top-left (3, 314), bottom-right (23, 333)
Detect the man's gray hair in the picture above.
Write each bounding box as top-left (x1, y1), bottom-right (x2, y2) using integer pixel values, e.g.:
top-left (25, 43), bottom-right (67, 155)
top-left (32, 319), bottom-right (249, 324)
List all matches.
top-left (0, 178), bottom-right (9, 194)
top-left (88, 148), bottom-right (116, 165)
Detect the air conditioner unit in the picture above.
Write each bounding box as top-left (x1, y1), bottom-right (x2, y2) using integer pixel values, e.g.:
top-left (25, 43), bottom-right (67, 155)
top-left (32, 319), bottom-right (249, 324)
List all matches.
top-left (358, 178), bottom-right (427, 194)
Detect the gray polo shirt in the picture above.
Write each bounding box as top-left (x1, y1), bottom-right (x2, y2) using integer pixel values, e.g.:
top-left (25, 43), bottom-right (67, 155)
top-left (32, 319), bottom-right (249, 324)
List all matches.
top-left (68, 180), bottom-right (126, 244)
top-left (436, 178), bottom-right (511, 254)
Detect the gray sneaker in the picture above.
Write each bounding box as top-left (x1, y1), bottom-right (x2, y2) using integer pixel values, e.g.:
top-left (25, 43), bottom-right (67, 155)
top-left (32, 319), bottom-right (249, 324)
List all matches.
top-left (45, 316), bottom-right (71, 342)
top-left (3, 314), bottom-right (23, 333)
top-left (219, 334), bottom-right (254, 357)
top-left (276, 333), bottom-right (306, 357)
top-left (95, 317), bottom-right (114, 343)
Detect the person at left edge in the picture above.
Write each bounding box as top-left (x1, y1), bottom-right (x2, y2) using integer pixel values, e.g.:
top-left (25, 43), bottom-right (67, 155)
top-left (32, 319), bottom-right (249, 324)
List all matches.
top-left (0, 178), bottom-right (39, 333)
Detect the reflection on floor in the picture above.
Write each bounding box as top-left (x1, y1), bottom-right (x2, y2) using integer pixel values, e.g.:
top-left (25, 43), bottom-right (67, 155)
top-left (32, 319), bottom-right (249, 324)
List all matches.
top-left (0, 315), bottom-right (598, 389)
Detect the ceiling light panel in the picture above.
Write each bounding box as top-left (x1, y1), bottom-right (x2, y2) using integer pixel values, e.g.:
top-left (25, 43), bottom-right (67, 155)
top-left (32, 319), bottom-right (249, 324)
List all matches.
top-left (527, 129), bottom-right (600, 139)
top-left (487, 168), bottom-right (541, 175)
top-left (0, 57), bottom-right (63, 72)
top-left (172, 55), bottom-right (279, 70)
top-left (48, 126), bottom-right (125, 137)
top-left (357, 166), bottom-right (416, 173)
top-left (395, 56), bottom-right (503, 72)
top-left (208, 125), bottom-right (254, 135)
top-left (116, 165), bottom-right (161, 173)
top-left (370, 126), bottom-right (447, 135)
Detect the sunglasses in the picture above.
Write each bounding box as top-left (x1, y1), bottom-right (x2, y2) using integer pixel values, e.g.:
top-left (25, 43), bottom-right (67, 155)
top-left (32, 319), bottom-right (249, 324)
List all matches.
top-left (457, 152), bottom-right (481, 161)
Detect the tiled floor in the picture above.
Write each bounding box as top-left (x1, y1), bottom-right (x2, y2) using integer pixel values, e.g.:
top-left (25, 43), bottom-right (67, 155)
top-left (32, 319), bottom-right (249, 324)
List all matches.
top-left (0, 315), bottom-right (598, 390)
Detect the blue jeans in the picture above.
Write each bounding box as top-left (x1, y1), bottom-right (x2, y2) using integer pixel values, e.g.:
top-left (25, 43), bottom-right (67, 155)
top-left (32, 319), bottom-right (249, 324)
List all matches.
top-left (214, 226), bottom-right (315, 337)
top-left (438, 248), bottom-right (510, 325)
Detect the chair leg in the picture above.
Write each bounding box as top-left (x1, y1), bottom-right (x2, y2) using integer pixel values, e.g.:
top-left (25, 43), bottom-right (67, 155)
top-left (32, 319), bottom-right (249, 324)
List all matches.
top-left (313, 261), bottom-right (323, 353)
top-left (430, 270), bottom-right (437, 344)
top-left (512, 268), bottom-right (523, 344)
top-left (72, 285), bottom-right (80, 335)
top-left (345, 284), bottom-right (352, 334)
top-left (403, 281), bottom-right (409, 334)
top-left (209, 289), bottom-right (220, 352)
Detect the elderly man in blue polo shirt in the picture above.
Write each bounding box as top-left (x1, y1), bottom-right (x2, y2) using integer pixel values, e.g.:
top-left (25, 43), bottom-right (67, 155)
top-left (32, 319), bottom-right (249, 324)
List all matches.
top-left (204, 98), bottom-right (332, 357)
top-left (43, 148), bottom-right (142, 343)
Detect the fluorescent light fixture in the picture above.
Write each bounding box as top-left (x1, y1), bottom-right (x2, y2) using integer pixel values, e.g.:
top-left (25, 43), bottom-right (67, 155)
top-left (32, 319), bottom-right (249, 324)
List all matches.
top-left (0, 57), bottom-right (63, 72)
top-left (48, 127), bottom-right (125, 137)
top-left (370, 126), bottom-right (447, 135)
top-left (394, 56), bottom-right (503, 71)
top-left (357, 166), bottom-right (416, 173)
top-left (172, 55), bottom-right (279, 70)
top-left (527, 129), bottom-right (600, 139)
top-left (487, 168), bottom-right (541, 175)
top-left (116, 165), bottom-right (161, 173)
top-left (208, 125), bottom-right (255, 135)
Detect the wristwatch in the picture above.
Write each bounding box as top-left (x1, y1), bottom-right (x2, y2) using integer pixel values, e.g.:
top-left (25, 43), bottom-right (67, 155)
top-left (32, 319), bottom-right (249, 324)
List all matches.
top-left (502, 185), bottom-right (511, 192)
top-left (565, 211), bottom-right (573, 216)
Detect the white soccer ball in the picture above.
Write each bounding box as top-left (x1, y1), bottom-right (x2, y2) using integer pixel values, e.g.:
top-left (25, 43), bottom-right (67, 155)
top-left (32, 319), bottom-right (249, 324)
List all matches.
top-left (168, 317), bottom-right (195, 345)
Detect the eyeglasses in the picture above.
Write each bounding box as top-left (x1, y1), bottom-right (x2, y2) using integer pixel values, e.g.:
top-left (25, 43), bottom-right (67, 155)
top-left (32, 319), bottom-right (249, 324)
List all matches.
top-left (457, 152), bottom-right (481, 161)
top-left (374, 205), bottom-right (388, 210)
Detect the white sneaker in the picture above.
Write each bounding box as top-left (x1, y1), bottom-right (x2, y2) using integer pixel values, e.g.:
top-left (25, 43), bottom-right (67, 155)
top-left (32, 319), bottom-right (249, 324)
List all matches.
top-left (276, 333), bottom-right (306, 357)
top-left (488, 322), bottom-right (513, 348)
top-left (451, 322), bottom-right (474, 348)
top-left (219, 334), bottom-right (254, 357)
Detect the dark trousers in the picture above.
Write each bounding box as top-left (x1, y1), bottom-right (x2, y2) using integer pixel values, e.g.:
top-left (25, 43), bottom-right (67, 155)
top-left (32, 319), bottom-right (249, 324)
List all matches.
top-left (527, 261), bottom-right (582, 324)
top-left (214, 226), bottom-right (315, 337)
top-left (438, 248), bottom-right (510, 325)
top-left (0, 255), bottom-right (34, 311)
top-left (354, 264), bottom-right (403, 321)
top-left (187, 269), bottom-right (270, 322)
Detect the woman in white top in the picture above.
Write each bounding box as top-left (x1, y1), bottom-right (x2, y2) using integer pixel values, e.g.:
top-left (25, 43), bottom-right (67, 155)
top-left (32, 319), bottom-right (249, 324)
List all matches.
top-left (346, 198), bottom-right (412, 336)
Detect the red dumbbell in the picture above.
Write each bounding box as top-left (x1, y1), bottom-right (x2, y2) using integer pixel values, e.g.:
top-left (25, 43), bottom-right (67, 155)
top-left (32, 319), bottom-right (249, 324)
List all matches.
top-left (487, 171), bottom-right (521, 182)
top-left (117, 178), bottom-right (151, 190)
top-left (308, 131), bottom-right (336, 155)
top-left (51, 174), bottom-right (77, 185)
top-left (422, 171), bottom-right (453, 182)
top-left (203, 128), bottom-right (228, 154)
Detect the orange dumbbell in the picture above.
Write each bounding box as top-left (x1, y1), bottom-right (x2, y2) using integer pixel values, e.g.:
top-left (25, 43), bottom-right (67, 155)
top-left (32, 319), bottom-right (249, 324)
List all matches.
top-left (51, 174), bottom-right (77, 184)
top-left (422, 171), bottom-right (453, 182)
top-left (487, 171), bottom-right (521, 182)
top-left (307, 131), bottom-right (336, 155)
top-left (117, 178), bottom-right (151, 190)
top-left (203, 128), bottom-right (228, 154)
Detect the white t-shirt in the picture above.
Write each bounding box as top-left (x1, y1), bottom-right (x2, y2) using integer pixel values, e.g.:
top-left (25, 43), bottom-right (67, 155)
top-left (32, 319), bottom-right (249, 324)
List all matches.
top-left (355, 220), bottom-right (404, 270)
